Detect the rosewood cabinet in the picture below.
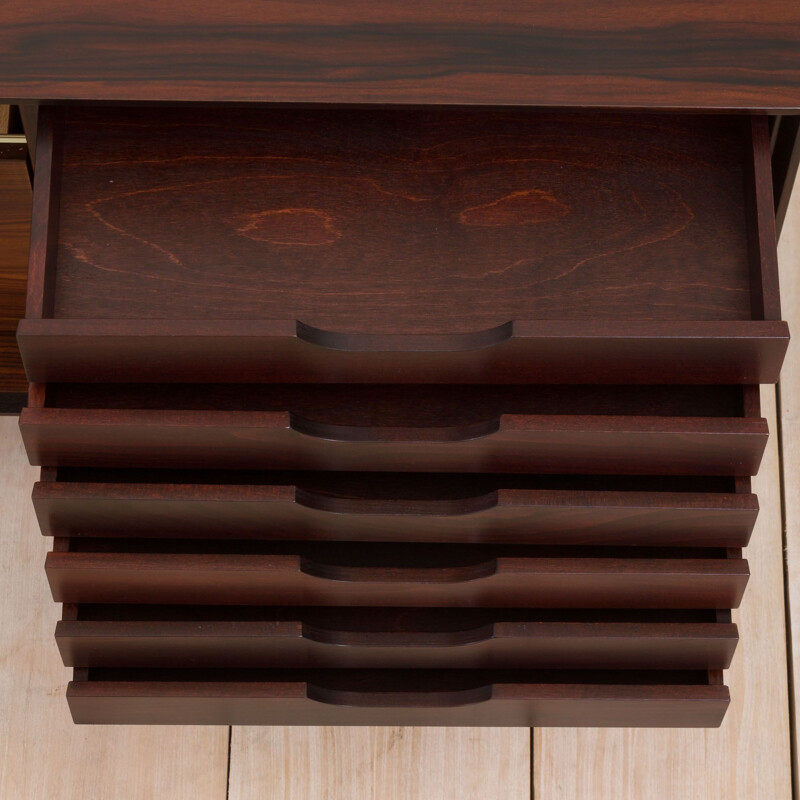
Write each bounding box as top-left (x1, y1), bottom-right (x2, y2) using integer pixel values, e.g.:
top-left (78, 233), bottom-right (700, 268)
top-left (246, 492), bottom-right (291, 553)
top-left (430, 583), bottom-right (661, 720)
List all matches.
top-left (12, 93), bottom-right (792, 726)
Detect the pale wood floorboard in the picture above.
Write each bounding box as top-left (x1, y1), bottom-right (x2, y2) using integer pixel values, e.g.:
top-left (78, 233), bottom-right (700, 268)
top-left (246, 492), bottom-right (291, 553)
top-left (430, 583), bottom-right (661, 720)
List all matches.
top-left (228, 727), bottom-right (529, 800)
top-left (532, 389), bottom-right (792, 798)
top-left (0, 417), bottom-right (230, 800)
top-left (778, 172), bottom-right (800, 799)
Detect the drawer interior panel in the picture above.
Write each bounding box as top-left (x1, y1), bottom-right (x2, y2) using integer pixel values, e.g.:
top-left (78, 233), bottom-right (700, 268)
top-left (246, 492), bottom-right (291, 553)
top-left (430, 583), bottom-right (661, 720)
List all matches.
top-left (18, 107), bottom-right (788, 385)
top-left (49, 108), bottom-right (765, 326)
top-left (66, 668), bottom-right (729, 727)
top-left (57, 606), bottom-right (737, 670)
top-left (45, 539), bottom-right (749, 608)
top-left (34, 470), bottom-right (757, 546)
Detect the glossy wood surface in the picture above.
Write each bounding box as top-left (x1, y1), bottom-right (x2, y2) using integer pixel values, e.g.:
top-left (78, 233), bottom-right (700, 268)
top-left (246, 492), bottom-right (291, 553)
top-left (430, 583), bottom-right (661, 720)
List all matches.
top-left (0, 1), bottom-right (799, 109)
top-left (44, 549), bottom-right (749, 609)
top-left (56, 614), bottom-right (738, 671)
top-left (19, 407), bottom-right (769, 475)
top-left (51, 108), bottom-right (756, 327)
top-left (66, 672), bottom-right (730, 727)
top-left (16, 319), bottom-right (790, 385)
top-left (33, 478), bottom-right (759, 547)
top-left (20, 106), bottom-right (787, 386)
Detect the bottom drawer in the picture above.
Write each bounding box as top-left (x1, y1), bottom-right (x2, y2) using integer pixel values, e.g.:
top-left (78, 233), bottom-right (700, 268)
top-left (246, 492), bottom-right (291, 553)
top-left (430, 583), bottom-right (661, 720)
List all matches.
top-left (66, 668), bottom-right (729, 727)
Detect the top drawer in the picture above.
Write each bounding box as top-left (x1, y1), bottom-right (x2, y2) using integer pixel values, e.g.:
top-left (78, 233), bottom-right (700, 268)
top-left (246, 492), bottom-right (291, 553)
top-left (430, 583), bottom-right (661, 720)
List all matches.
top-left (18, 107), bottom-right (788, 384)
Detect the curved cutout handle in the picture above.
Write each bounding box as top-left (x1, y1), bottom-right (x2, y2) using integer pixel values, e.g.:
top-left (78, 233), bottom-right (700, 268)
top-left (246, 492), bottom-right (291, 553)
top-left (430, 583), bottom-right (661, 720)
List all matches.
top-left (301, 623), bottom-right (495, 647)
top-left (294, 488), bottom-right (499, 516)
top-left (307, 684), bottom-right (493, 707)
top-left (296, 321), bottom-right (513, 352)
top-left (290, 415), bottom-right (500, 443)
top-left (299, 558), bottom-right (498, 583)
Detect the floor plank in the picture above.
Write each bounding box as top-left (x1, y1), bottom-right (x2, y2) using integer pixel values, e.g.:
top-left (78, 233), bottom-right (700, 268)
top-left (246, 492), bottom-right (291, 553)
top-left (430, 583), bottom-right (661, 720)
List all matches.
top-left (777, 173), bottom-right (800, 799)
top-left (533, 383), bottom-right (793, 799)
top-left (228, 727), bottom-right (529, 800)
top-left (0, 417), bottom-right (230, 800)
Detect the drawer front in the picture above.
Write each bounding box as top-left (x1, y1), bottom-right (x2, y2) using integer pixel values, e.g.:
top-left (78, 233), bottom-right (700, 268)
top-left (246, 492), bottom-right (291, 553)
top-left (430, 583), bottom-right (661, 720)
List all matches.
top-left (20, 409), bottom-right (768, 476)
top-left (56, 619), bottom-right (738, 671)
top-left (17, 318), bottom-right (790, 385)
top-left (66, 677), bottom-right (729, 727)
top-left (45, 552), bottom-right (749, 609)
top-left (33, 481), bottom-right (759, 546)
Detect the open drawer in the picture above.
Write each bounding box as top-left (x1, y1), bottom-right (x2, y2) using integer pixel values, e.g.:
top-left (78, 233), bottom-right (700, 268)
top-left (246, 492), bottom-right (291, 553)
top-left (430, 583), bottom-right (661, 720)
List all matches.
top-left (34, 470), bottom-right (758, 547)
top-left (45, 539), bottom-right (749, 609)
top-left (18, 106), bottom-right (788, 385)
top-left (19, 384), bottom-right (768, 474)
top-left (65, 668), bottom-right (730, 727)
top-left (57, 606), bottom-right (737, 671)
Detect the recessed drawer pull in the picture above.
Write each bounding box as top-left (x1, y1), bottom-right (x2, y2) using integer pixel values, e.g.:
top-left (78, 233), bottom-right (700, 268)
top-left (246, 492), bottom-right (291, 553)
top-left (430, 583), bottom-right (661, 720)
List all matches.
top-left (289, 415), bottom-right (501, 443)
top-left (296, 321), bottom-right (514, 352)
top-left (298, 558), bottom-right (499, 583)
top-left (299, 624), bottom-right (496, 648)
top-left (294, 488), bottom-right (500, 517)
top-left (306, 684), bottom-right (493, 707)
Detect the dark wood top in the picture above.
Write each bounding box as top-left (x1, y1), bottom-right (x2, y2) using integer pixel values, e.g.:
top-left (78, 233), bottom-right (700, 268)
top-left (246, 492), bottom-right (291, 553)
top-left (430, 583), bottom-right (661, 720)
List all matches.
top-left (1, 1), bottom-right (799, 109)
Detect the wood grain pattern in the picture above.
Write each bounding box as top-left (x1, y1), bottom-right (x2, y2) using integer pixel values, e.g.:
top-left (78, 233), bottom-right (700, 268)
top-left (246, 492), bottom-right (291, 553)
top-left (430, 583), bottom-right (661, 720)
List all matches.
top-left (533, 385), bottom-right (792, 799)
top-left (50, 108), bottom-right (759, 329)
top-left (33, 478), bottom-right (759, 546)
top-left (44, 548), bottom-right (749, 608)
top-left (776, 169), bottom-right (800, 799)
top-left (0, 416), bottom-right (230, 800)
top-left (0, 2), bottom-right (799, 109)
top-left (228, 727), bottom-right (530, 800)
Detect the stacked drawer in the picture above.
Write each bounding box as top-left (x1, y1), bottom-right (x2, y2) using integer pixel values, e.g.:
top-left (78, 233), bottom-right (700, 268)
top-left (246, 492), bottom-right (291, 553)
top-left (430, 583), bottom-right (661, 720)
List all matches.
top-left (17, 105), bottom-right (788, 726)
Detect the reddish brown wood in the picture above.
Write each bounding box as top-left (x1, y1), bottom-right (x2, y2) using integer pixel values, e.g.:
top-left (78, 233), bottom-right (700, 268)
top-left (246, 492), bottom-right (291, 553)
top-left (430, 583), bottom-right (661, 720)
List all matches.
top-left (49, 109), bottom-right (756, 325)
top-left (16, 319), bottom-right (790, 385)
top-left (745, 116), bottom-right (782, 320)
top-left (24, 107), bottom-right (60, 320)
top-left (0, 156), bottom-right (31, 398)
top-left (33, 479), bottom-right (759, 547)
top-left (18, 106), bottom-right (787, 387)
top-left (65, 675), bottom-right (730, 727)
top-left (55, 617), bottom-right (738, 671)
top-left (1, 1), bottom-right (799, 110)
top-left (14, 101), bottom-right (787, 731)
top-left (19, 406), bottom-right (768, 475)
top-left (44, 550), bottom-right (749, 608)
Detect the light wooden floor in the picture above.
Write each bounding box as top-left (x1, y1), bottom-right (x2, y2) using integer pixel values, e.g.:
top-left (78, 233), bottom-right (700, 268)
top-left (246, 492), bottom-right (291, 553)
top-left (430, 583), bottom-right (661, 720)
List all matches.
top-left (1, 192), bottom-right (798, 800)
